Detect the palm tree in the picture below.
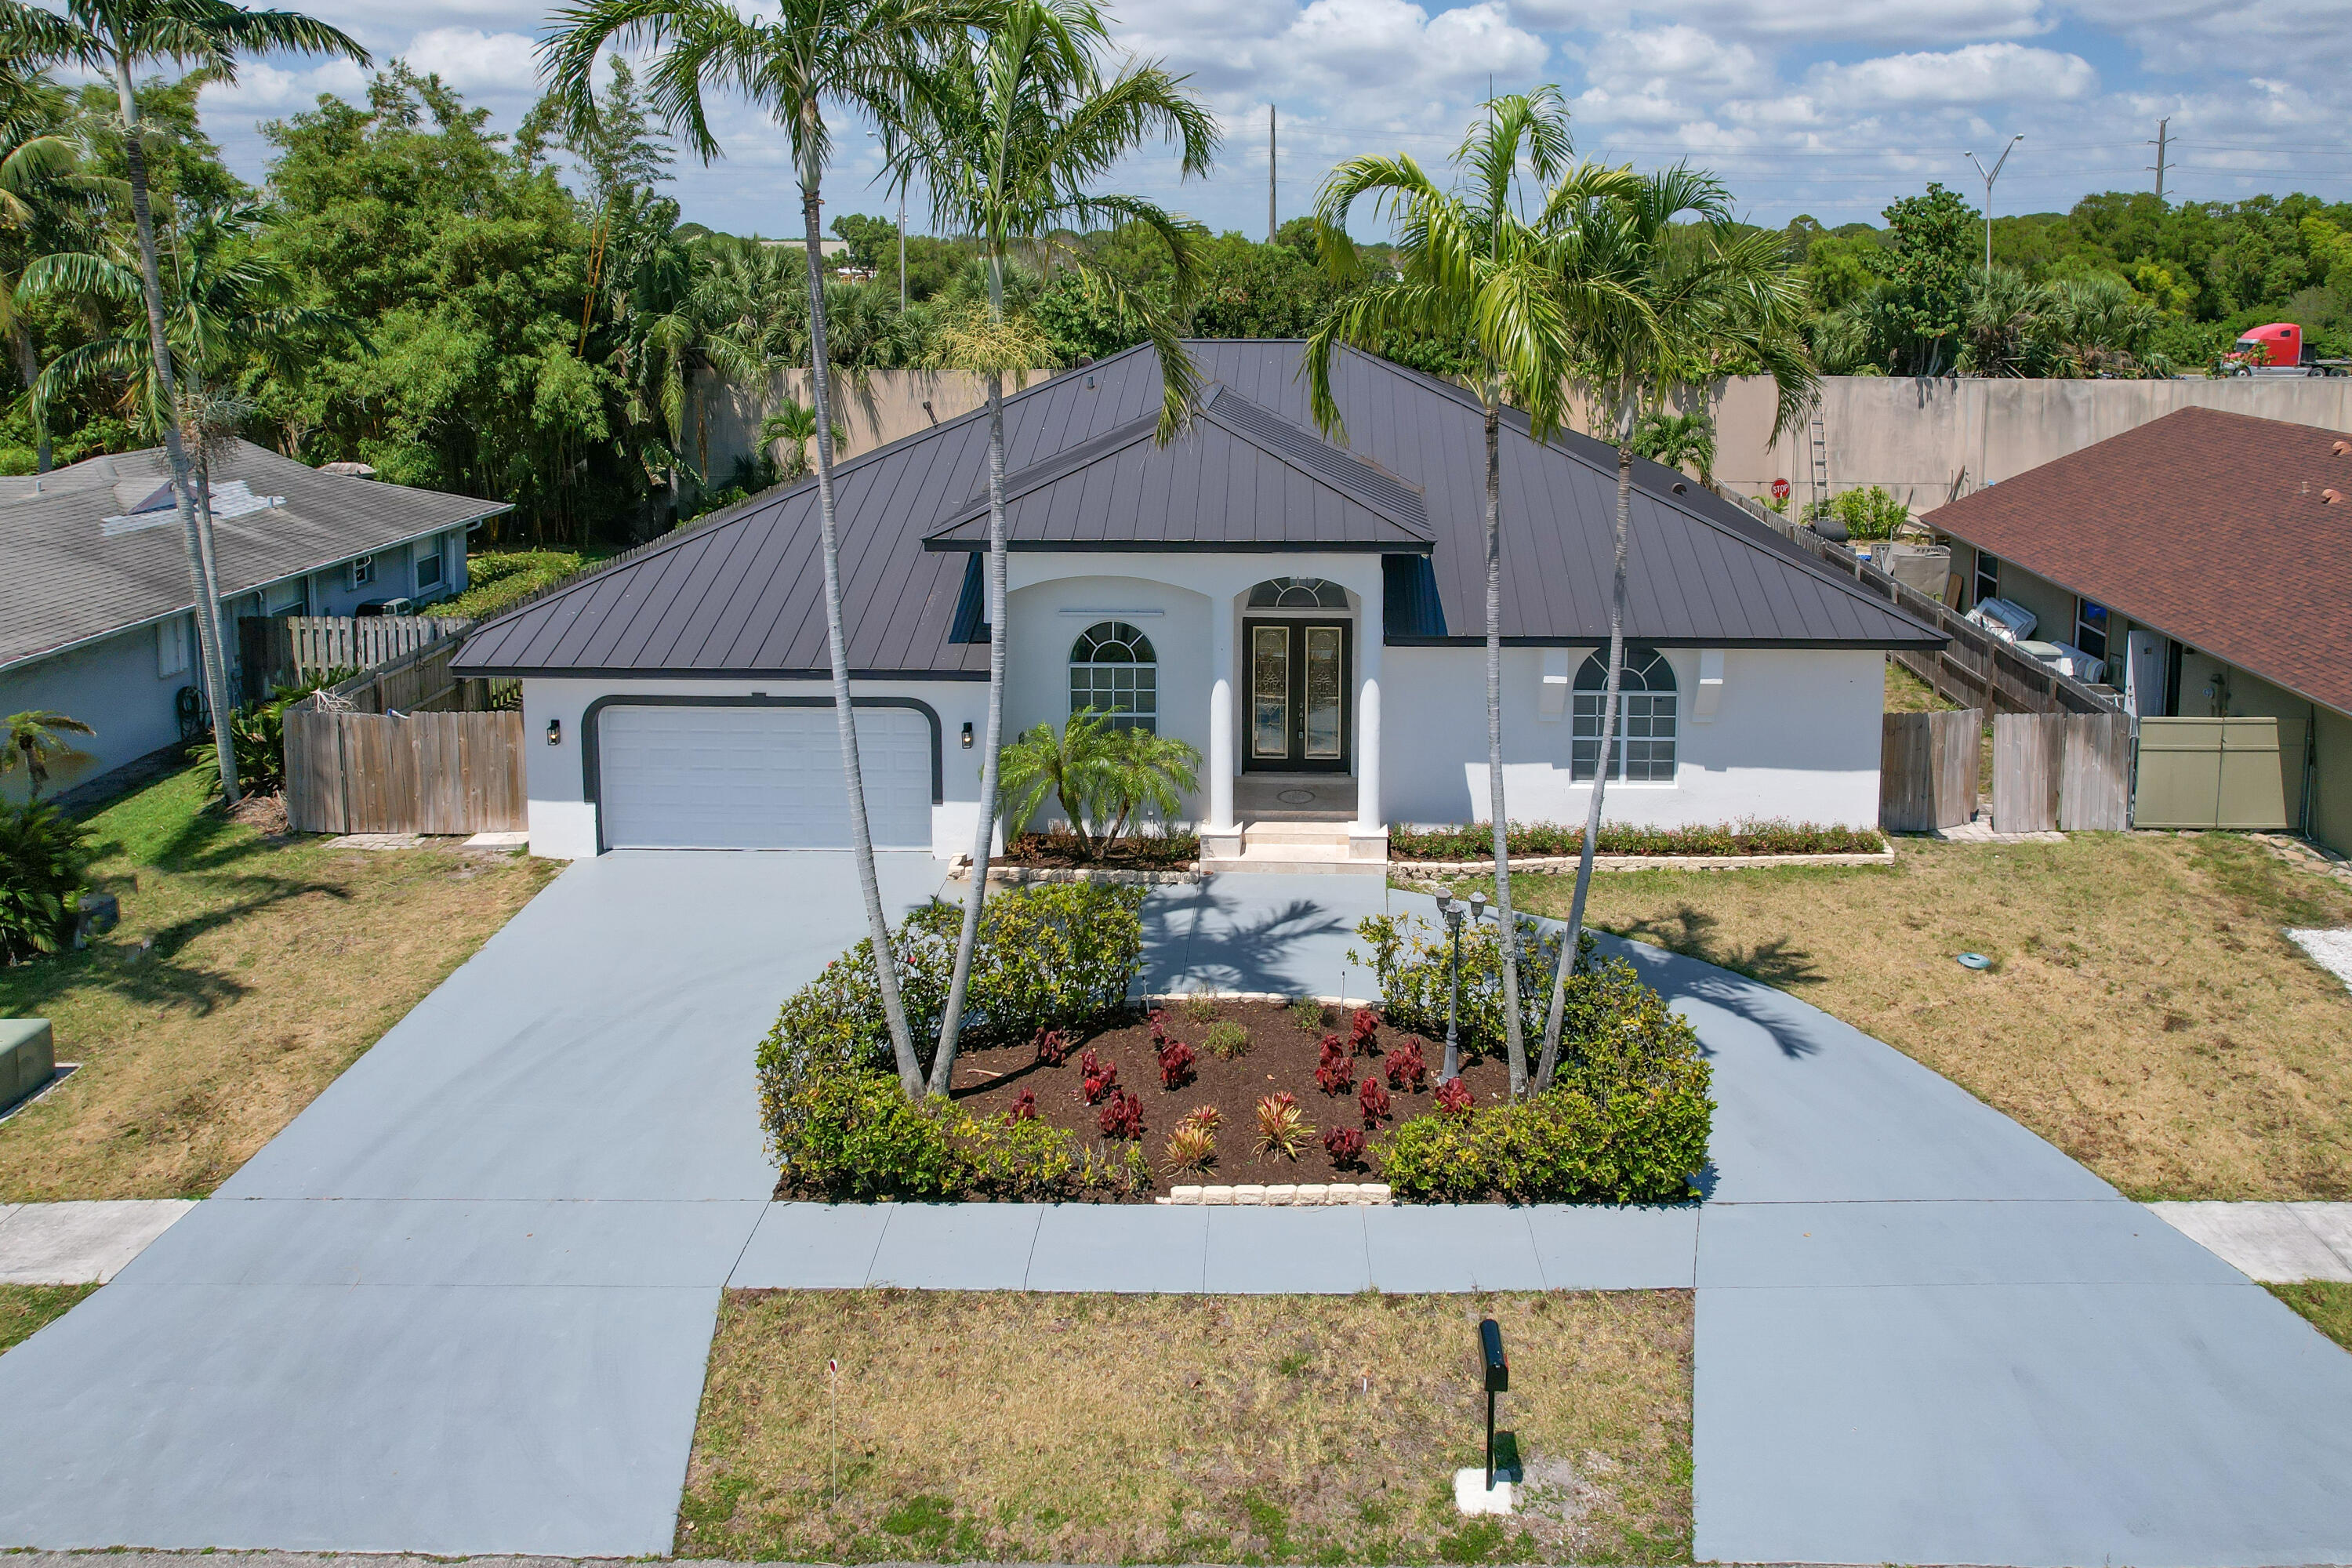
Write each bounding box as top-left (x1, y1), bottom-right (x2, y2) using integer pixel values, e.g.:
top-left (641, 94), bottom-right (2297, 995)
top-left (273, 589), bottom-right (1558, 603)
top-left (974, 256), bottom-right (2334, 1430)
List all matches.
top-left (757, 400), bottom-right (843, 481)
top-left (0, 0), bottom-right (369, 806)
top-left (1629, 408), bottom-right (1715, 488)
top-left (543, 0), bottom-right (970, 1098)
top-left (2, 710), bottom-right (95, 800)
top-left (1531, 165), bottom-right (1817, 1091)
top-left (0, 61), bottom-right (93, 475)
top-left (1306, 89), bottom-right (1640, 1098)
top-left (891, 0), bottom-right (1214, 1097)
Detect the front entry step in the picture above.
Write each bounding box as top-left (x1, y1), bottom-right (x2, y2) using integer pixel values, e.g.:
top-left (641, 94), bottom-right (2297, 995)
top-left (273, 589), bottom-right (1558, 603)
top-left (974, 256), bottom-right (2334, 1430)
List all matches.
top-left (1200, 821), bottom-right (1388, 876)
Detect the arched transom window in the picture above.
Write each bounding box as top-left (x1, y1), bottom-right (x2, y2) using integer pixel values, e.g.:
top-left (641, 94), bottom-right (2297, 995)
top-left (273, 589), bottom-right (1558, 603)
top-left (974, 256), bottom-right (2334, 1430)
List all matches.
top-left (1571, 647), bottom-right (1677, 782)
top-left (1070, 621), bottom-right (1158, 731)
top-left (1246, 576), bottom-right (1348, 609)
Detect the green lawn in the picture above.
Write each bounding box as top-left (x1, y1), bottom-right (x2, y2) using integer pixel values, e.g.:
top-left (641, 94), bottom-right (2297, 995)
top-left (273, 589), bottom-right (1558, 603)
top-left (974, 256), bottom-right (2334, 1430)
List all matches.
top-left (0, 764), bottom-right (557, 1200)
top-left (0, 1283), bottom-right (95, 1355)
top-left (2267, 1282), bottom-right (2352, 1352)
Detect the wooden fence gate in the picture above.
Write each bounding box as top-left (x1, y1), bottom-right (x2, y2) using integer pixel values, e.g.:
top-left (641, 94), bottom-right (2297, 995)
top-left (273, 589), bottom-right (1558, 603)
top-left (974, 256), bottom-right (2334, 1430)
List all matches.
top-left (1988, 712), bottom-right (2132, 833)
top-left (284, 706), bottom-right (525, 835)
top-left (1879, 710), bottom-right (1980, 831)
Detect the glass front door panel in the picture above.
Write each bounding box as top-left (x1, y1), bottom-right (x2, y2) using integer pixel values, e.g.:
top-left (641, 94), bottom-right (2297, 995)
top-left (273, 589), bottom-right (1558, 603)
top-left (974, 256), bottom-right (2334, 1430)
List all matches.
top-left (1303, 626), bottom-right (1343, 758)
top-left (1251, 626), bottom-right (1290, 760)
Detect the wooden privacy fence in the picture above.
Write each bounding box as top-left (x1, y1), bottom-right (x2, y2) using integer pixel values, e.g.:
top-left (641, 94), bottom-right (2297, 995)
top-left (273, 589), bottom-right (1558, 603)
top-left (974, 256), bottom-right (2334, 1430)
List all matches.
top-left (1989, 712), bottom-right (2132, 833)
top-left (1880, 709), bottom-right (1980, 831)
top-left (1733, 497), bottom-right (2118, 717)
top-left (239, 615), bottom-right (470, 699)
top-left (285, 705), bottom-right (525, 834)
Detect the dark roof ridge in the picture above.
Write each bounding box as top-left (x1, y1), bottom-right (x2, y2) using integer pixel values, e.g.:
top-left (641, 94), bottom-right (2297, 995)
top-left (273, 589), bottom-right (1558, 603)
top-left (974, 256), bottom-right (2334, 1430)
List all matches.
top-left (931, 406), bottom-right (1167, 531)
top-left (1197, 385), bottom-right (1430, 536)
top-left (464, 347), bottom-right (1160, 639)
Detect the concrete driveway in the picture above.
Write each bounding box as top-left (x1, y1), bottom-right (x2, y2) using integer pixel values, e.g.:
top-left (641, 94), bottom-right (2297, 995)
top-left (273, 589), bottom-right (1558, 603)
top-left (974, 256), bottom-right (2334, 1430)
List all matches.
top-left (0, 851), bottom-right (949, 1557)
top-left (3, 859), bottom-right (2350, 1565)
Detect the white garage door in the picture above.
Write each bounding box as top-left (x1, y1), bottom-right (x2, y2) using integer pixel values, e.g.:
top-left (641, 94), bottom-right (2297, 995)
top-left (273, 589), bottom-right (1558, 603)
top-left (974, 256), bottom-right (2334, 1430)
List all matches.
top-left (597, 703), bottom-right (935, 850)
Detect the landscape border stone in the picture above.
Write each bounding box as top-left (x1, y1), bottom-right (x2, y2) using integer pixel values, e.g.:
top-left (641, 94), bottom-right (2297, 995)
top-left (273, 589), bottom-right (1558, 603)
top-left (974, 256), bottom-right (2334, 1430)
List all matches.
top-left (1392, 848), bottom-right (1896, 875)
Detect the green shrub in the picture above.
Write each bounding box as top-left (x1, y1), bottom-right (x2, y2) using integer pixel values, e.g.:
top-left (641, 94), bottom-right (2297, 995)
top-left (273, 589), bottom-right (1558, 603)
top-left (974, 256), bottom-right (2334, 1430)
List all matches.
top-left (771, 1069), bottom-right (1149, 1201)
top-left (442, 550), bottom-right (590, 620)
top-left (1386, 818), bottom-right (1885, 861)
top-left (1203, 1018), bottom-right (1250, 1059)
top-left (191, 673), bottom-right (354, 799)
top-left (1348, 913), bottom-right (1569, 1062)
top-left (0, 800), bottom-right (94, 964)
top-left (756, 882), bottom-right (1146, 1171)
top-left (1382, 957), bottom-right (1712, 1203)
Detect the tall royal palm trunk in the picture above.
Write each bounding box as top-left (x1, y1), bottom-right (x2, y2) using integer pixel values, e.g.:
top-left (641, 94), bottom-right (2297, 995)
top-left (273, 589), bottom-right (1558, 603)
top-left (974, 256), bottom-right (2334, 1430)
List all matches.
top-left (799, 165), bottom-right (919, 1093)
top-left (1537, 434), bottom-right (1632, 1089)
top-left (115, 56), bottom-right (238, 804)
top-left (927, 255), bottom-right (1013, 1097)
top-left (1481, 396), bottom-right (1527, 1096)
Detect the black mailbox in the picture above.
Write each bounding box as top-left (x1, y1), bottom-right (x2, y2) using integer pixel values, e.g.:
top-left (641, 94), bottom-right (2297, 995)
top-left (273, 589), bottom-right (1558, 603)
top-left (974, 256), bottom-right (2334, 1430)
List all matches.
top-left (1480, 1318), bottom-right (1508, 1392)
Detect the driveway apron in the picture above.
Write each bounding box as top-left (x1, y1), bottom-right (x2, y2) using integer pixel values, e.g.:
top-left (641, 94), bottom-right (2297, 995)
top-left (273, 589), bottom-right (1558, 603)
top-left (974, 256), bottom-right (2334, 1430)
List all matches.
top-left (0, 851), bottom-right (947, 1556)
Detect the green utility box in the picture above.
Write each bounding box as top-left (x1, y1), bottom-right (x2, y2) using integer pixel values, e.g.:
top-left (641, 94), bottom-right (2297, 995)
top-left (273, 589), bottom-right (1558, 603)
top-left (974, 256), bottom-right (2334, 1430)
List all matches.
top-left (2, 1018), bottom-right (56, 1112)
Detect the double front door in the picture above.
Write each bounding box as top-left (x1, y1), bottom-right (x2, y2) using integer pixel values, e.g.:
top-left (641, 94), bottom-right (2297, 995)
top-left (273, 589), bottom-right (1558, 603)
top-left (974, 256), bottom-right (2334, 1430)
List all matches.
top-left (1247, 619), bottom-right (1350, 771)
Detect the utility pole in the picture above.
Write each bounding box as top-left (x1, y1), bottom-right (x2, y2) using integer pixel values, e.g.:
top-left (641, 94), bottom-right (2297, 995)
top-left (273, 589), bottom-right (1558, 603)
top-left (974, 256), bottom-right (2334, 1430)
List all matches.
top-left (1268, 104), bottom-right (1276, 245)
top-left (2147, 117), bottom-right (2170, 201)
top-left (1964, 135), bottom-right (2024, 289)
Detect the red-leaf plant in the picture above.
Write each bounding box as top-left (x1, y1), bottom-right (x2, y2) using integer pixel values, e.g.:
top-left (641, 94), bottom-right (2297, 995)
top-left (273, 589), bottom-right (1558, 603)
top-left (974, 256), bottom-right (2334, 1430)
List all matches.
top-left (1033, 1027), bottom-right (1072, 1067)
top-left (1079, 1047), bottom-right (1120, 1105)
top-left (1384, 1037), bottom-right (1428, 1093)
top-left (1350, 1007), bottom-right (1381, 1055)
top-left (1099, 1089), bottom-right (1145, 1141)
top-left (1006, 1090), bottom-right (1038, 1124)
top-left (1158, 1035), bottom-right (1197, 1090)
top-left (1324, 1125), bottom-right (1367, 1167)
top-left (1358, 1076), bottom-right (1392, 1128)
top-left (1434, 1077), bottom-right (1474, 1116)
top-left (1149, 1009), bottom-right (1168, 1047)
top-left (1313, 1034), bottom-right (1354, 1095)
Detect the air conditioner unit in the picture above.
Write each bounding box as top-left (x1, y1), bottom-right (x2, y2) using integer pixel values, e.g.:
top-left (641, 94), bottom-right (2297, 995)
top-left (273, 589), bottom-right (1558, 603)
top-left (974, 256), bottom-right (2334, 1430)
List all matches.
top-left (348, 554), bottom-right (374, 589)
top-left (1964, 596), bottom-right (2035, 643)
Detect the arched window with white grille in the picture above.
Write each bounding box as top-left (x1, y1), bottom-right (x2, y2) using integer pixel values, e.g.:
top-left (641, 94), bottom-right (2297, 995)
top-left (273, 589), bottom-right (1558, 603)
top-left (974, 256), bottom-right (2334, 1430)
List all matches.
top-left (1571, 647), bottom-right (1677, 782)
top-left (1069, 621), bottom-right (1158, 731)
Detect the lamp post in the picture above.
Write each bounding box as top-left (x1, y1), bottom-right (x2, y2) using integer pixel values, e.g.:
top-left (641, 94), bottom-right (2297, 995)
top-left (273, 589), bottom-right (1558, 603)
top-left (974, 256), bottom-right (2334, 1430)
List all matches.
top-left (1964, 135), bottom-right (2024, 291)
top-left (1434, 889), bottom-right (1471, 1082)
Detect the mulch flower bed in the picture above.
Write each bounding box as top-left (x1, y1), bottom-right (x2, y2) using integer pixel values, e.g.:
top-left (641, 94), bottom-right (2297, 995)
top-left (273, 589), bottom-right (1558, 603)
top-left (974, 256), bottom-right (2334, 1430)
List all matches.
top-left (948, 1000), bottom-right (1508, 1192)
top-left (996, 831), bottom-right (1199, 870)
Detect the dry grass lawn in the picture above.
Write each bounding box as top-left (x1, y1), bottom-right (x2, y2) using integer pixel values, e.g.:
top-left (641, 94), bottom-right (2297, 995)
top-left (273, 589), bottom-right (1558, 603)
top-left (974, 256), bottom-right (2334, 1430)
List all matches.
top-left (1511, 833), bottom-right (2352, 1200)
top-left (0, 1283), bottom-right (95, 1355)
top-left (681, 1290), bottom-right (1693, 1565)
top-left (0, 765), bottom-right (557, 1200)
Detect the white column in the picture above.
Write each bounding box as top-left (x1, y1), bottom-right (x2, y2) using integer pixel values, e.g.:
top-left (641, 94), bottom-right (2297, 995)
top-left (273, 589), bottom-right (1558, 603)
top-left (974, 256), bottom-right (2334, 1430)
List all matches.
top-left (1207, 601), bottom-right (1236, 831)
top-left (1356, 625), bottom-right (1382, 832)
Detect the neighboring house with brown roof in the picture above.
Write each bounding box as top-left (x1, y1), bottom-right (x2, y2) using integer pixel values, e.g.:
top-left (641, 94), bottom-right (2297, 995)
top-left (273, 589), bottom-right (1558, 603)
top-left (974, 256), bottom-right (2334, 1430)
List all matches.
top-left (0, 440), bottom-right (507, 800)
top-left (1923, 405), bottom-right (2352, 850)
top-left (457, 340), bottom-right (1944, 862)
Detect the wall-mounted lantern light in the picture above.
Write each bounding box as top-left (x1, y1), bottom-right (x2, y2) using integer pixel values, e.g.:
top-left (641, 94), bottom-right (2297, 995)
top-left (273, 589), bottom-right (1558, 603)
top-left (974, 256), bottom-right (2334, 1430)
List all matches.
top-left (961, 721), bottom-right (975, 750)
top-left (546, 718), bottom-right (562, 746)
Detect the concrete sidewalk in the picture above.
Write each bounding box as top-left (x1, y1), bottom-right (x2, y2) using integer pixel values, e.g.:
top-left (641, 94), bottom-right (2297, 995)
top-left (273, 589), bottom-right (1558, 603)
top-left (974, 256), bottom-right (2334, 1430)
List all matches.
top-left (2151, 1200), bottom-right (2352, 1282)
top-left (0, 1202), bottom-right (194, 1284)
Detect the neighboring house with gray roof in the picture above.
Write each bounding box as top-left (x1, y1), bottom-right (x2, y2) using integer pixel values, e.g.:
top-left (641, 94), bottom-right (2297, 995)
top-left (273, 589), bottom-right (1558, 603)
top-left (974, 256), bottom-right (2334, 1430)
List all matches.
top-left (2, 439), bottom-right (508, 800)
top-left (455, 340), bottom-right (1942, 862)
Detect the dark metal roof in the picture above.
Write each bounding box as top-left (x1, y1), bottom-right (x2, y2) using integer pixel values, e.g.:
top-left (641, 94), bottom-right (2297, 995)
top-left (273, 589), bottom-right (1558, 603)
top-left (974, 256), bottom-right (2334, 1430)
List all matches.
top-left (923, 384), bottom-right (1431, 553)
top-left (455, 341), bottom-right (1940, 678)
top-left (1, 440), bottom-right (510, 672)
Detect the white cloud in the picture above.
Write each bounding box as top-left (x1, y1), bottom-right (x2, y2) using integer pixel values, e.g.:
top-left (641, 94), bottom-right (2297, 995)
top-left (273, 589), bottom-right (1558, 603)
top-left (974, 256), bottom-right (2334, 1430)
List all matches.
top-left (401, 27), bottom-right (544, 96)
top-left (1804, 42), bottom-right (2096, 107)
top-left (1517, 0), bottom-right (2051, 43)
top-left (196, 57), bottom-right (369, 113)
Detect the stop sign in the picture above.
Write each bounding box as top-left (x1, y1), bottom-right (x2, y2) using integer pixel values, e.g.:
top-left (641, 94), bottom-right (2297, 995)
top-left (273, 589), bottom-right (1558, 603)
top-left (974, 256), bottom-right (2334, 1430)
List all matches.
top-left (1771, 477), bottom-right (1791, 501)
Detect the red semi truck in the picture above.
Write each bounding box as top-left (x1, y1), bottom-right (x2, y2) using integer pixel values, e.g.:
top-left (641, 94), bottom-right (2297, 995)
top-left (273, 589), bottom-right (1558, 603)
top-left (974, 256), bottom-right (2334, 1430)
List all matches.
top-left (2223, 321), bottom-right (2348, 376)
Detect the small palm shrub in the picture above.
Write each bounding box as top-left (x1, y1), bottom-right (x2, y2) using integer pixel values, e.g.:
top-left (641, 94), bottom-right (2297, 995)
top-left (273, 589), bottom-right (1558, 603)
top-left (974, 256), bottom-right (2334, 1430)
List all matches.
top-left (1203, 1019), bottom-right (1250, 1060)
top-left (191, 672), bottom-right (354, 798)
top-left (1254, 1092), bottom-right (1312, 1160)
top-left (0, 800), bottom-right (93, 964)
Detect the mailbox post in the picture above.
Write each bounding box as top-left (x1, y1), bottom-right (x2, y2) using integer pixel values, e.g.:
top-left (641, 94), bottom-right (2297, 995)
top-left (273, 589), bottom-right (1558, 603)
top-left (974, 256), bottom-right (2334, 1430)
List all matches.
top-left (1479, 1318), bottom-right (1508, 1489)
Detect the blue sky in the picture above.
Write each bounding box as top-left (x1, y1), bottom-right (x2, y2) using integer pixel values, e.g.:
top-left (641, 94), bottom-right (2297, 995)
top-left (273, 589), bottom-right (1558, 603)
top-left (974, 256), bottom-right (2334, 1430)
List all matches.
top-left (185, 0), bottom-right (2352, 238)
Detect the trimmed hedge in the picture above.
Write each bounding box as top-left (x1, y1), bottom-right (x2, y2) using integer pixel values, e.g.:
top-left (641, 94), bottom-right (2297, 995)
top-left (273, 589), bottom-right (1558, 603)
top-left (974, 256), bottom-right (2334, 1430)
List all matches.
top-left (1388, 818), bottom-right (1884, 861)
top-left (1382, 957), bottom-right (1713, 1203)
top-left (771, 1070), bottom-right (1152, 1201)
top-left (757, 882), bottom-right (1147, 1199)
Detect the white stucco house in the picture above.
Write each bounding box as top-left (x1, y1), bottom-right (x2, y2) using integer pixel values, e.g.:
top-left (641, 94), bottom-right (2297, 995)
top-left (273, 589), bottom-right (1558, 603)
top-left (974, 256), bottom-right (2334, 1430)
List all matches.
top-left (1, 441), bottom-right (506, 800)
top-left (453, 341), bottom-right (1941, 866)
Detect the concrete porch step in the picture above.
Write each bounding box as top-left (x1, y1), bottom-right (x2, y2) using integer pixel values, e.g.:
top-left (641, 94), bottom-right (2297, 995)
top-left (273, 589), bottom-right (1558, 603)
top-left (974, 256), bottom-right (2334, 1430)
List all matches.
top-left (1200, 848), bottom-right (1388, 876)
top-left (1201, 820), bottom-right (1388, 875)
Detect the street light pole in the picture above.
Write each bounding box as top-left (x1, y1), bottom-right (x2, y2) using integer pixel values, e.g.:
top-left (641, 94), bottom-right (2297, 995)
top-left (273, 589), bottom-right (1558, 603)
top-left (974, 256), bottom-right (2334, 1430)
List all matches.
top-left (1964, 135), bottom-right (2024, 292)
top-left (1436, 891), bottom-right (1465, 1083)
